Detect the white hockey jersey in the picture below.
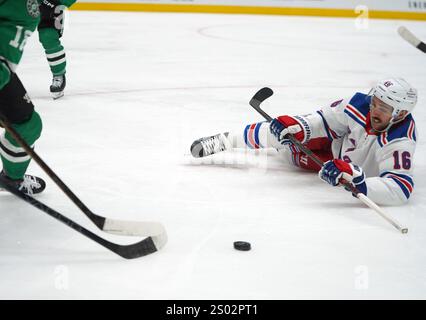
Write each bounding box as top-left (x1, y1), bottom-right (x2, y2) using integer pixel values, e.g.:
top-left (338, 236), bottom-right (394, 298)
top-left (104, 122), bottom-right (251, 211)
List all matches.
top-left (300, 93), bottom-right (416, 206)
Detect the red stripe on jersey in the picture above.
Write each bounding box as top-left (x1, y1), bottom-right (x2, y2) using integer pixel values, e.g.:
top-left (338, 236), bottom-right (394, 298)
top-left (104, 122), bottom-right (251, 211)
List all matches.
top-left (290, 144), bottom-right (299, 166)
top-left (248, 123), bottom-right (259, 149)
top-left (389, 174), bottom-right (413, 193)
top-left (408, 120), bottom-right (414, 140)
top-left (381, 132), bottom-right (388, 145)
top-left (346, 104), bottom-right (366, 123)
top-left (328, 127), bottom-right (338, 139)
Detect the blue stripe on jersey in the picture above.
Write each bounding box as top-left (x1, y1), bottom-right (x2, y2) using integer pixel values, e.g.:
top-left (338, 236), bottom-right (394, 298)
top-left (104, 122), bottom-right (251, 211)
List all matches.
top-left (348, 93), bottom-right (371, 117)
top-left (389, 177), bottom-right (411, 199)
top-left (343, 93), bottom-right (371, 128)
top-left (254, 122), bottom-right (262, 148)
top-left (316, 110), bottom-right (333, 141)
top-left (380, 171), bottom-right (414, 185)
top-left (244, 124), bottom-right (249, 148)
top-left (383, 114), bottom-right (416, 143)
top-left (344, 109), bottom-right (366, 127)
top-left (380, 171), bottom-right (414, 199)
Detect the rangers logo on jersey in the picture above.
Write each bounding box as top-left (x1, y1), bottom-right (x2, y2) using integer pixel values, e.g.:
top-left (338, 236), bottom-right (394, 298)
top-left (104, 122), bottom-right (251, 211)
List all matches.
top-left (27, 0), bottom-right (40, 18)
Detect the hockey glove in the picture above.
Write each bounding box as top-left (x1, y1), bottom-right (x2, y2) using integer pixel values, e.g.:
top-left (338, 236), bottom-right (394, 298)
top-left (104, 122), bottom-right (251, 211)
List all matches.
top-left (39, 0), bottom-right (65, 35)
top-left (319, 159), bottom-right (367, 195)
top-left (269, 116), bottom-right (305, 145)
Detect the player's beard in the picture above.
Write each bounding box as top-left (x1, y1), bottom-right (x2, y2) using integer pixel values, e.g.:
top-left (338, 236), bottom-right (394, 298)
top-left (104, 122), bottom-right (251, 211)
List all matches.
top-left (371, 114), bottom-right (389, 132)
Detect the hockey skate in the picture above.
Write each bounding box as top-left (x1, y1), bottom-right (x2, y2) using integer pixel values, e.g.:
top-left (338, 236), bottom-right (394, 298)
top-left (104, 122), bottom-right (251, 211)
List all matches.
top-left (0, 171), bottom-right (46, 196)
top-left (50, 74), bottom-right (66, 100)
top-left (190, 132), bottom-right (231, 158)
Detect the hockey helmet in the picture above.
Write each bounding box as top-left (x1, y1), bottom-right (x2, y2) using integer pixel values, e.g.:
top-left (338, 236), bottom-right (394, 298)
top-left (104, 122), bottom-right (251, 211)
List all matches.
top-left (370, 77), bottom-right (417, 118)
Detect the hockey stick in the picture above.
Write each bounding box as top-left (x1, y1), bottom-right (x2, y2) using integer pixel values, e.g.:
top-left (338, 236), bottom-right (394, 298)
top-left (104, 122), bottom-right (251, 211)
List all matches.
top-left (0, 180), bottom-right (160, 259)
top-left (0, 115), bottom-right (167, 246)
top-left (398, 26), bottom-right (426, 54)
top-left (249, 87), bottom-right (408, 234)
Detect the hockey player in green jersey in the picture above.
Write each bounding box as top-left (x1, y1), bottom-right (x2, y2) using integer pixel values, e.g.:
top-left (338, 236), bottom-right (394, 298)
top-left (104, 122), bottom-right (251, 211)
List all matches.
top-left (38, 0), bottom-right (76, 99)
top-left (0, 0), bottom-right (46, 195)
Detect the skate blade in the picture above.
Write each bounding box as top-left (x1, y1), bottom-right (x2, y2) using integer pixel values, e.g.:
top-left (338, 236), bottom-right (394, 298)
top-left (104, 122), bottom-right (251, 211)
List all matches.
top-left (52, 91), bottom-right (64, 100)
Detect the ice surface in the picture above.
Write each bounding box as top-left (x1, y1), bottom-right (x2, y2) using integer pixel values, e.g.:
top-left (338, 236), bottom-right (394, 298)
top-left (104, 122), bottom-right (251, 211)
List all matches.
top-left (0, 11), bottom-right (425, 299)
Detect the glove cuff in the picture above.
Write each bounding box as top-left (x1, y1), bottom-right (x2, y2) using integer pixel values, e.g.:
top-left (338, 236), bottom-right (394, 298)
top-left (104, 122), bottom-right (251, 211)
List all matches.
top-left (276, 115), bottom-right (312, 144)
top-left (293, 115), bottom-right (312, 143)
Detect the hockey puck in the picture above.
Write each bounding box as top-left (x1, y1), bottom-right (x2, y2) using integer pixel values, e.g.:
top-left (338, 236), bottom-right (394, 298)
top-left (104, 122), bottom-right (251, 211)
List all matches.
top-left (233, 241), bottom-right (251, 251)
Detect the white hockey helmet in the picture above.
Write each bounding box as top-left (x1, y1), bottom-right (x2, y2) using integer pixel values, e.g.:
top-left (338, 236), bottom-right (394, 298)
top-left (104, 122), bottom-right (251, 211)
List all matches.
top-left (370, 77), bottom-right (417, 118)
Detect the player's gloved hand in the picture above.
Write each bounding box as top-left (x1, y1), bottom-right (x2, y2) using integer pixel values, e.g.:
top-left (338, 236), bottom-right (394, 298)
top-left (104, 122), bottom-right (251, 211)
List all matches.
top-left (269, 116), bottom-right (305, 145)
top-left (39, 0), bottom-right (66, 36)
top-left (319, 159), bottom-right (367, 195)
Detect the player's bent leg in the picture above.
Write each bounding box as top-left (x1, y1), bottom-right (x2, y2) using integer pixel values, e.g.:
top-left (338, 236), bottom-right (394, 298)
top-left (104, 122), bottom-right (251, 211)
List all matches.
top-left (189, 122), bottom-right (334, 170)
top-left (280, 137), bottom-right (333, 172)
top-left (0, 74), bottom-right (46, 195)
top-left (190, 121), bottom-right (284, 158)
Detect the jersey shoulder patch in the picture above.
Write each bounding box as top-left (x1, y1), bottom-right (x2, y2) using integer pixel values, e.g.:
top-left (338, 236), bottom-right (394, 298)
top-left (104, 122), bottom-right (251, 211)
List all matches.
top-left (343, 93), bottom-right (370, 128)
top-left (377, 114), bottom-right (416, 147)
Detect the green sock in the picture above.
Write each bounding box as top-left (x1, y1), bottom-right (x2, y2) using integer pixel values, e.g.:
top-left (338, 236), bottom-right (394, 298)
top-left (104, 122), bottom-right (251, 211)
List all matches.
top-left (0, 112), bottom-right (42, 180)
top-left (38, 28), bottom-right (66, 76)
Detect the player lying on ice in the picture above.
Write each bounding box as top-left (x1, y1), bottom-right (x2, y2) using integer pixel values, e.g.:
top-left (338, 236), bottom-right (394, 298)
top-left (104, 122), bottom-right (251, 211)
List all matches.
top-left (190, 78), bottom-right (418, 206)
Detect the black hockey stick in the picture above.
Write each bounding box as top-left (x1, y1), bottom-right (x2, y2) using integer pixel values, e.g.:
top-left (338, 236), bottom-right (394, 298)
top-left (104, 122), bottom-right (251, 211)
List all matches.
top-left (398, 26), bottom-right (426, 54)
top-left (0, 115), bottom-right (167, 248)
top-left (0, 180), bottom-right (159, 259)
top-left (249, 87), bottom-right (408, 233)
top-left (249, 87), bottom-right (274, 121)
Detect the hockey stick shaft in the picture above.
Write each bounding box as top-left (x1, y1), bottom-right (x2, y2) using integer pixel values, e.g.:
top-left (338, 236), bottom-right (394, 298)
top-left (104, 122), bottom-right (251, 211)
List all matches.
top-left (0, 116), bottom-right (102, 226)
top-left (0, 181), bottom-right (157, 259)
top-left (356, 193), bottom-right (408, 233)
top-left (249, 87), bottom-right (408, 234)
top-left (0, 115), bottom-right (167, 243)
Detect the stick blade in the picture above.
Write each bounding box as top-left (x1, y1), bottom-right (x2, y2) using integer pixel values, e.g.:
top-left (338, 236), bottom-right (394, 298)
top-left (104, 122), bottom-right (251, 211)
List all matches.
top-left (249, 87), bottom-right (274, 108)
top-left (398, 26), bottom-right (421, 47)
top-left (102, 219), bottom-right (168, 252)
top-left (102, 219), bottom-right (164, 236)
top-left (114, 236), bottom-right (162, 259)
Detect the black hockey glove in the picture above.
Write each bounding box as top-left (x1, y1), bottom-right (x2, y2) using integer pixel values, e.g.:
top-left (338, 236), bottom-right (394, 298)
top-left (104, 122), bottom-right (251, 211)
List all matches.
top-left (38, 0), bottom-right (65, 36)
top-left (39, 0), bottom-right (61, 15)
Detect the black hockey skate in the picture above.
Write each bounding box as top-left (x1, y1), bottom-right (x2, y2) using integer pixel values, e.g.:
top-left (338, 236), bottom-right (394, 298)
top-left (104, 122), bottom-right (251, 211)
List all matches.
top-left (0, 171), bottom-right (46, 196)
top-left (190, 132), bottom-right (230, 158)
top-left (50, 74), bottom-right (66, 100)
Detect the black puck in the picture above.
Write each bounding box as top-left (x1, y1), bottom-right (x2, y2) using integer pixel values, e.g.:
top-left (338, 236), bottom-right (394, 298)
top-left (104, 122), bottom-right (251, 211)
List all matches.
top-left (233, 241), bottom-right (251, 251)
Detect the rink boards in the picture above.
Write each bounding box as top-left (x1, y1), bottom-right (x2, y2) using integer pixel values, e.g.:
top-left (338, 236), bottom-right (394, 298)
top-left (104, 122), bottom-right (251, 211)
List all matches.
top-left (71, 0), bottom-right (426, 20)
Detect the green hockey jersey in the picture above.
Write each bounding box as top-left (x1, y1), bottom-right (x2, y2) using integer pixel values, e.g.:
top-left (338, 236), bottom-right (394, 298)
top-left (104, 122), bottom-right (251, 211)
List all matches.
top-left (0, 0), bottom-right (41, 88)
top-left (61, 0), bottom-right (77, 8)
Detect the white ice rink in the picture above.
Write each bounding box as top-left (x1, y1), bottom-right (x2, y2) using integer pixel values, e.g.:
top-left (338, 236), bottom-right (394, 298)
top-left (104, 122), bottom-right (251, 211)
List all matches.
top-left (1, 10), bottom-right (426, 299)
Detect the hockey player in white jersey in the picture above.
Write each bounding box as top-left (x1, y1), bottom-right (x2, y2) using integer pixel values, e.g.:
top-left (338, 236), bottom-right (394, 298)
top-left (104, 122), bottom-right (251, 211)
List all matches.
top-left (190, 78), bottom-right (418, 206)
